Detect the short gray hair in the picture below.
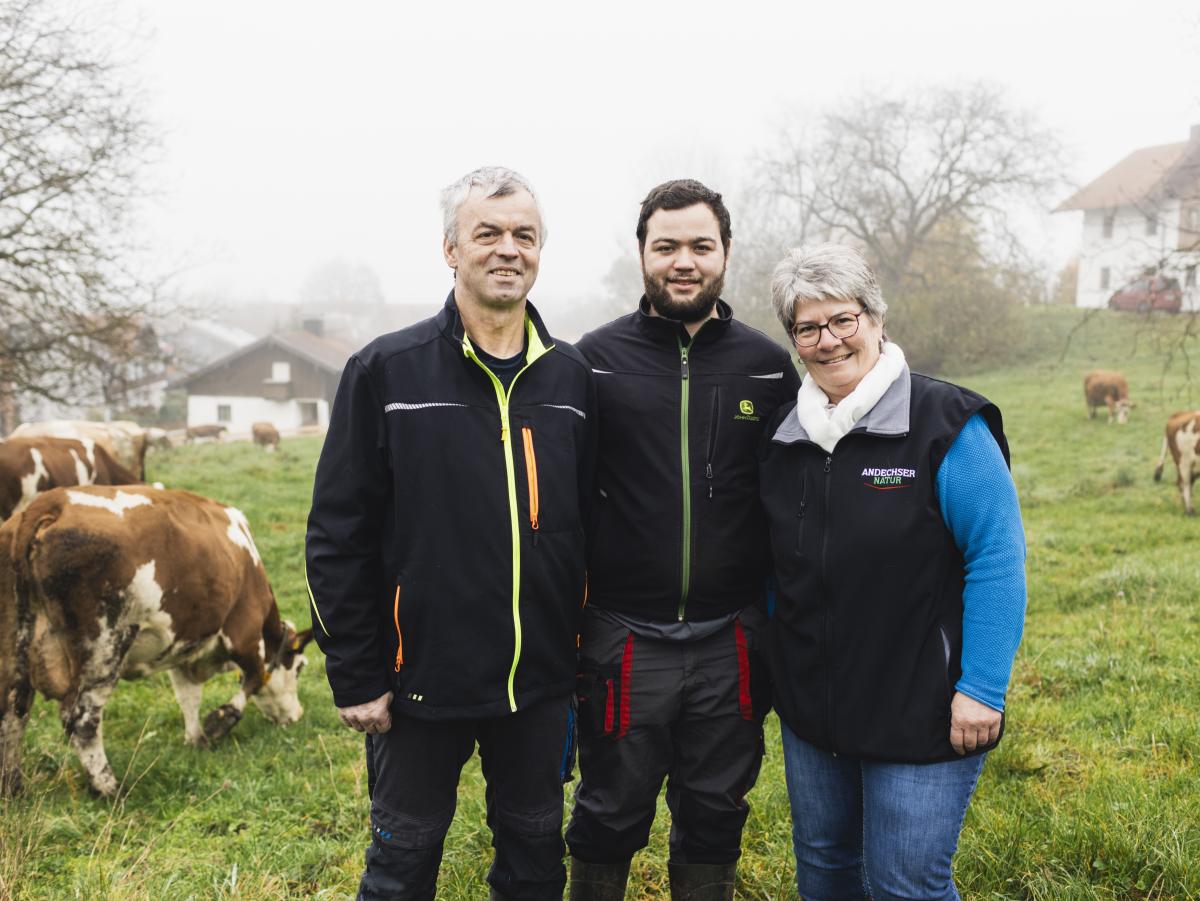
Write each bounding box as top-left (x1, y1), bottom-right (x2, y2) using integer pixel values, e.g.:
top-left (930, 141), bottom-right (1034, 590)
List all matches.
top-left (440, 166), bottom-right (546, 248)
top-left (770, 243), bottom-right (887, 335)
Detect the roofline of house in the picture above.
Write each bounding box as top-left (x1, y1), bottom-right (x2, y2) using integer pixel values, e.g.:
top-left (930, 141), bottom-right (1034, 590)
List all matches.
top-left (169, 333), bottom-right (347, 390)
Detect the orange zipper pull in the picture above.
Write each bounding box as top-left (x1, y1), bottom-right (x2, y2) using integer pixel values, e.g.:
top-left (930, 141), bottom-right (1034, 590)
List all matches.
top-left (393, 585), bottom-right (404, 672)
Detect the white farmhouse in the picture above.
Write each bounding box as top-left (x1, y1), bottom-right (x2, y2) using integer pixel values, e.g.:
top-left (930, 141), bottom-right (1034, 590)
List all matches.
top-left (1056, 125), bottom-right (1200, 310)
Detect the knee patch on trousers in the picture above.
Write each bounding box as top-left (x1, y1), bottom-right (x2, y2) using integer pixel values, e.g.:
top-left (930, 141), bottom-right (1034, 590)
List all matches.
top-left (492, 799), bottom-right (564, 838)
top-left (370, 801), bottom-right (455, 849)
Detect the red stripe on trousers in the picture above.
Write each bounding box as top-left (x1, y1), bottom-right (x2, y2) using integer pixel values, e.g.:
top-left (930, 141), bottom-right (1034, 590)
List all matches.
top-left (734, 618), bottom-right (753, 720)
top-left (604, 679), bottom-right (615, 734)
top-left (617, 633), bottom-right (634, 738)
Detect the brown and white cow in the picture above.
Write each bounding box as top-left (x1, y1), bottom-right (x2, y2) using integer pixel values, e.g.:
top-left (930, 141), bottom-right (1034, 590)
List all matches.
top-left (186, 424), bottom-right (227, 443)
top-left (0, 437), bottom-right (139, 521)
top-left (1084, 370), bottom-right (1132, 424)
top-left (0, 485), bottom-right (313, 797)
top-left (251, 421), bottom-right (280, 453)
top-left (10, 420), bottom-right (150, 480)
top-left (1154, 411), bottom-right (1200, 515)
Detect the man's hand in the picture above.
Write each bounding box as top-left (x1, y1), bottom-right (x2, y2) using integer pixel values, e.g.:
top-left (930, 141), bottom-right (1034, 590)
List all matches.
top-left (337, 691), bottom-right (394, 734)
top-left (949, 691), bottom-right (1001, 755)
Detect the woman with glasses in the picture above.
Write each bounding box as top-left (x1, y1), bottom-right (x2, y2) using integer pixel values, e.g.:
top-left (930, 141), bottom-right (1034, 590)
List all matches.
top-left (758, 243), bottom-right (1026, 900)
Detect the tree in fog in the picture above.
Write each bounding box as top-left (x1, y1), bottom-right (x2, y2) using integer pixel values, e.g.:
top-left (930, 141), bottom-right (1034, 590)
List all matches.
top-left (740, 83), bottom-right (1066, 371)
top-left (0, 0), bottom-right (163, 426)
top-left (299, 259), bottom-right (386, 310)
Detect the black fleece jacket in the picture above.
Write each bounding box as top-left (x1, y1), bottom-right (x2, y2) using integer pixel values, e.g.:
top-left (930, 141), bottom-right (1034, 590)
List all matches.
top-left (577, 299), bottom-right (800, 623)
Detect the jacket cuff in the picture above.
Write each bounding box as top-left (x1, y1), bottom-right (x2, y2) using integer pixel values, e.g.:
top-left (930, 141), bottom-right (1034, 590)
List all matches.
top-left (330, 679), bottom-right (393, 710)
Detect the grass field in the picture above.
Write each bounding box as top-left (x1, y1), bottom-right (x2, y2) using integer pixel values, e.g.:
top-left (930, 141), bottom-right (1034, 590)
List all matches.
top-left (3, 306), bottom-right (1200, 899)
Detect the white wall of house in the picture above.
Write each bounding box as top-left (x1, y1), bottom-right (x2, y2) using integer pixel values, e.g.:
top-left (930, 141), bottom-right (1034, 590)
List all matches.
top-left (1075, 200), bottom-right (1184, 308)
top-left (186, 394), bottom-right (329, 432)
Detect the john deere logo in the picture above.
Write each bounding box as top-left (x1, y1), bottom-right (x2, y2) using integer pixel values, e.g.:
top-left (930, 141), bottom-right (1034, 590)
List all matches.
top-left (734, 399), bottom-right (760, 422)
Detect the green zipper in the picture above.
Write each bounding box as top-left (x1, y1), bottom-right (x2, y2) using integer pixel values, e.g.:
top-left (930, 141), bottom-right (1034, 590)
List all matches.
top-left (677, 335), bottom-right (691, 621)
top-left (463, 317), bottom-right (552, 712)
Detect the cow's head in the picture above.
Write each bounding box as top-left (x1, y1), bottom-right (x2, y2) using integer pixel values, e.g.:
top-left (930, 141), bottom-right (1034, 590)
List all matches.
top-left (252, 621), bottom-right (315, 725)
top-left (1116, 399), bottom-right (1132, 424)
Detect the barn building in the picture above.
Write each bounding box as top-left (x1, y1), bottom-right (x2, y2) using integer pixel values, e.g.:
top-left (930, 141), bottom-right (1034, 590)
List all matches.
top-left (173, 320), bottom-right (352, 433)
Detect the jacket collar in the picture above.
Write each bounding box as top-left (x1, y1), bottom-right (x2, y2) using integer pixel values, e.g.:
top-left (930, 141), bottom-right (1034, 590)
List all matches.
top-left (772, 366), bottom-right (912, 445)
top-left (436, 289), bottom-right (555, 352)
top-left (633, 296), bottom-right (733, 346)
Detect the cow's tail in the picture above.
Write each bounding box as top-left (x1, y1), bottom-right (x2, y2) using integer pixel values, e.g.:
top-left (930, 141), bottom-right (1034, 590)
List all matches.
top-left (1154, 433), bottom-right (1168, 482)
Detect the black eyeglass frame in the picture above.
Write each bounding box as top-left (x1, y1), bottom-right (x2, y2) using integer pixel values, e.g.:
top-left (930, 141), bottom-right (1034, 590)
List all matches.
top-left (789, 309), bottom-right (868, 347)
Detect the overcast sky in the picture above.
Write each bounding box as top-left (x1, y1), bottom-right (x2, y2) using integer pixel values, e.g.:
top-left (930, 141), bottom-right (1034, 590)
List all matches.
top-left (128, 0), bottom-right (1200, 325)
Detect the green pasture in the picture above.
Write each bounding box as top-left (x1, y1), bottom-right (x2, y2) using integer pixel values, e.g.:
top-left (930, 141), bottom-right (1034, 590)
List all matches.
top-left (3, 306), bottom-right (1200, 899)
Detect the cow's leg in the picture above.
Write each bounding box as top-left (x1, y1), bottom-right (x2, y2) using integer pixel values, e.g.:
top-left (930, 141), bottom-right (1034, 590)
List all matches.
top-left (61, 626), bottom-right (138, 798)
top-left (1105, 397), bottom-right (1116, 424)
top-left (167, 669), bottom-right (205, 746)
top-left (0, 679), bottom-right (34, 797)
top-left (201, 643), bottom-right (266, 744)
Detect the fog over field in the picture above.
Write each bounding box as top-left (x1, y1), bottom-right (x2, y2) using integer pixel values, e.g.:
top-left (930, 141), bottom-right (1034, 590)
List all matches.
top-left (127, 0), bottom-right (1200, 329)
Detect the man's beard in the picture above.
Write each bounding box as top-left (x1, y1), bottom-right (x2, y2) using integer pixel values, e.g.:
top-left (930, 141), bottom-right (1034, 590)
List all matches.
top-left (643, 270), bottom-right (725, 324)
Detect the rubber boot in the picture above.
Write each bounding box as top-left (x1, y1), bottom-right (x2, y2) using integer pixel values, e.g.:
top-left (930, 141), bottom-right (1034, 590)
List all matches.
top-left (667, 862), bottom-right (736, 901)
top-left (569, 856), bottom-right (631, 900)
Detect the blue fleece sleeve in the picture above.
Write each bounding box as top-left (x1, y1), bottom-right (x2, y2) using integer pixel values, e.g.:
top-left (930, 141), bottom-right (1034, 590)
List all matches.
top-left (936, 413), bottom-right (1027, 712)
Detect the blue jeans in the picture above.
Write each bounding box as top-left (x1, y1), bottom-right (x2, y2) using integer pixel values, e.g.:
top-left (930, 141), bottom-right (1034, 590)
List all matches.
top-left (780, 721), bottom-right (985, 901)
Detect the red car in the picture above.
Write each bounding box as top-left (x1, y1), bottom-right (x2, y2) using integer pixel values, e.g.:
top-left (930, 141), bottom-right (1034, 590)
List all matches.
top-left (1108, 275), bottom-right (1182, 313)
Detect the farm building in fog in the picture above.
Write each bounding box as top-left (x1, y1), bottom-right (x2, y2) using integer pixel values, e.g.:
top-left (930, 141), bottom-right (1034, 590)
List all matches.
top-left (1057, 124), bottom-right (1200, 310)
top-left (173, 319), bottom-right (352, 432)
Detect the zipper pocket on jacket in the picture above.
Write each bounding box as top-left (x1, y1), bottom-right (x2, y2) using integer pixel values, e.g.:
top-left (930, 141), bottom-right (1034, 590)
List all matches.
top-left (939, 624), bottom-right (952, 700)
top-left (521, 426), bottom-right (540, 545)
top-left (705, 386), bottom-right (721, 500)
top-left (392, 585), bottom-right (404, 672)
top-left (796, 469), bottom-right (808, 554)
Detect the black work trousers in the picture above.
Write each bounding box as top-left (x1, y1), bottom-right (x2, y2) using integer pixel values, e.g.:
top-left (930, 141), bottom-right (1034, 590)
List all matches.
top-left (358, 694), bottom-right (574, 901)
top-left (565, 608), bottom-right (768, 866)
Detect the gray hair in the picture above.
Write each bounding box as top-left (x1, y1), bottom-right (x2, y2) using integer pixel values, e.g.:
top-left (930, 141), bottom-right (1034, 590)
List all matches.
top-left (770, 243), bottom-right (887, 335)
top-left (440, 166), bottom-right (546, 248)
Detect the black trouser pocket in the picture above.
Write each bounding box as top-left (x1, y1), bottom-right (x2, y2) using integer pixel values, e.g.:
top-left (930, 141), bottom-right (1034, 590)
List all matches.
top-left (578, 655), bottom-right (631, 740)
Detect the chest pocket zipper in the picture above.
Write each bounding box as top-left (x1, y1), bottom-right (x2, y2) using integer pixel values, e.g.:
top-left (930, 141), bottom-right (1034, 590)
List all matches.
top-left (522, 426), bottom-right (540, 545)
top-left (393, 585), bottom-right (404, 672)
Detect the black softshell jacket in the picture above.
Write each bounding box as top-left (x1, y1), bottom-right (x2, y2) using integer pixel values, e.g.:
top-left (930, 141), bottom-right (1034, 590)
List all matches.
top-left (306, 294), bottom-right (597, 720)
top-left (577, 299), bottom-right (800, 622)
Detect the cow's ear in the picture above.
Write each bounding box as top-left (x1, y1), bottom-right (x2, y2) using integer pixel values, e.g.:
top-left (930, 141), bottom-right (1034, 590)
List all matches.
top-left (291, 628), bottom-right (315, 652)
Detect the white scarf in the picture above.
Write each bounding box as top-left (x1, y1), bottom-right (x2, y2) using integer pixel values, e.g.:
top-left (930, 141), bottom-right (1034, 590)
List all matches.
top-left (794, 342), bottom-right (907, 453)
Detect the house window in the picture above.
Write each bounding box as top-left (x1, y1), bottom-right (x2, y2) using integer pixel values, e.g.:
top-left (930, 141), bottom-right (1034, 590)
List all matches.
top-left (217, 404), bottom-right (232, 422)
top-left (1102, 212), bottom-right (1115, 238)
top-left (299, 401), bottom-right (318, 426)
top-left (271, 361), bottom-right (291, 382)
top-left (1187, 265), bottom-right (1197, 288)
top-left (1100, 267), bottom-right (1110, 291)
top-left (1145, 214), bottom-right (1157, 236)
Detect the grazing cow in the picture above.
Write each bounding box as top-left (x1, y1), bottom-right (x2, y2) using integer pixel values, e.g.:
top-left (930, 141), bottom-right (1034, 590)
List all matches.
top-left (251, 421), bottom-right (280, 453)
top-left (0, 485), bottom-right (313, 797)
top-left (1153, 411), bottom-right (1200, 515)
top-left (1084, 370), bottom-right (1132, 424)
top-left (10, 420), bottom-right (150, 480)
top-left (0, 438), bottom-right (139, 521)
top-left (186, 424), bottom-right (227, 444)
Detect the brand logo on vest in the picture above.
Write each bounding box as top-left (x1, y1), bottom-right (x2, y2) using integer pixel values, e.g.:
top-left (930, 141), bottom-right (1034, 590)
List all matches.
top-left (734, 399), bottom-right (760, 422)
top-left (861, 466), bottom-right (917, 490)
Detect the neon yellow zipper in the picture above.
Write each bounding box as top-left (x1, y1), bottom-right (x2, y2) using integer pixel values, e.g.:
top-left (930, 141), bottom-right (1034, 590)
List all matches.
top-left (463, 317), bottom-right (552, 712)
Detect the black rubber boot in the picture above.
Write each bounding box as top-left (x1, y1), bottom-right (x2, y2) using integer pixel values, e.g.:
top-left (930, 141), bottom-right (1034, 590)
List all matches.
top-left (667, 862), bottom-right (736, 901)
top-left (569, 856), bottom-right (631, 900)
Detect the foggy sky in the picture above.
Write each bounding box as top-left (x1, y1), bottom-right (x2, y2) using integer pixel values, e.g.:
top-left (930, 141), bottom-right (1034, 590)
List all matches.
top-left (129, 0), bottom-right (1200, 327)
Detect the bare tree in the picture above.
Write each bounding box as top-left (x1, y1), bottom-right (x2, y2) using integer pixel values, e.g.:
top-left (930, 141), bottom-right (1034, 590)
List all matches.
top-left (0, 0), bottom-right (161, 427)
top-left (741, 83), bottom-right (1068, 372)
top-left (299, 259), bottom-right (386, 310)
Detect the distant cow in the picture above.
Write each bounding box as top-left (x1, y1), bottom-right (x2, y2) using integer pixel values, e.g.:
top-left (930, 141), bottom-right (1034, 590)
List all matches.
top-left (0, 437), bottom-right (139, 521)
top-left (1084, 370), bottom-right (1132, 424)
top-left (1153, 411), bottom-right (1200, 515)
top-left (10, 420), bottom-right (150, 480)
top-left (251, 422), bottom-right (280, 453)
top-left (0, 486), bottom-right (314, 797)
top-left (186, 424), bottom-right (227, 444)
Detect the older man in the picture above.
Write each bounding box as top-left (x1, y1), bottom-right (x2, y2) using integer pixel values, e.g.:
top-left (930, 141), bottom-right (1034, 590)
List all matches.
top-left (566, 180), bottom-right (800, 899)
top-left (306, 166), bottom-right (596, 900)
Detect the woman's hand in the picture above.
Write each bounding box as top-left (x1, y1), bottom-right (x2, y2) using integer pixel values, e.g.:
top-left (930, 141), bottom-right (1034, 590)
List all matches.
top-left (949, 692), bottom-right (1001, 755)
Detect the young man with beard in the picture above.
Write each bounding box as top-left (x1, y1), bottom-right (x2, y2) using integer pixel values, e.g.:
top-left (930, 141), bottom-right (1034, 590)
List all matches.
top-left (307, 166), bottom-right (596, 900)
top-left (566, 180), bottom-right (800, 899)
